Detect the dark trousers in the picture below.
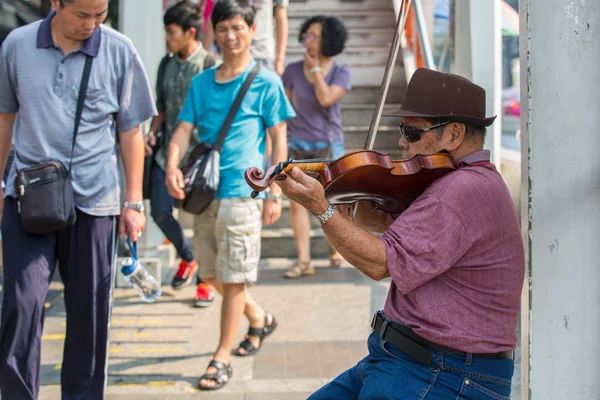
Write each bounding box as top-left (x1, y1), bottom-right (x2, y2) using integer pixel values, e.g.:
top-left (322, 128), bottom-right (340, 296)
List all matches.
top-left (149, 161), bottom-right (194, 262)
top-left (0, 197), bottom-right (117, 400)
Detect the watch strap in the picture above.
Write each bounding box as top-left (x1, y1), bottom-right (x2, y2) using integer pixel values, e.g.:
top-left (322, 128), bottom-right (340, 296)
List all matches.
top-left (314, 202), bottom-right (335, 225)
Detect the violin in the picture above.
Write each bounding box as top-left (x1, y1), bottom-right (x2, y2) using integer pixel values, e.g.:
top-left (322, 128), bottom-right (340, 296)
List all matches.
top-left (244, 150), bottom-right (455, 214)
top-left (244, 0), bottom-right (454, 214)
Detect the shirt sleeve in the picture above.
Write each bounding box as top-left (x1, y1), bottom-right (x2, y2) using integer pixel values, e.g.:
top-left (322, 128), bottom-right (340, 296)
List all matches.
top-left (0, 35), bottom-right (19, 113)
top-left (117, 52), bottom-right (157, 132)
top-left (262, 75), bottom-right (296, 129)
top-left (177, 77), bottom-right (199, 125)
top-left (331, 65), bottom-right (352, 91)
top-left (380, 196), bottom-right (474, 295)
top-left (274, 0), bottom-right (289, 8)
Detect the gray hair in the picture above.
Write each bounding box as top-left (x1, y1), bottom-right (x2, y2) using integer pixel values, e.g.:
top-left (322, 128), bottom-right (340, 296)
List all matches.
top-left (424, 117), bottom-right (486, 141)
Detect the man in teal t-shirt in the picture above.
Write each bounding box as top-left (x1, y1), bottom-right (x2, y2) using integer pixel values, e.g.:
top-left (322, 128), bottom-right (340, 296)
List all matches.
top-left (166, 0), bottom-right (295, 391)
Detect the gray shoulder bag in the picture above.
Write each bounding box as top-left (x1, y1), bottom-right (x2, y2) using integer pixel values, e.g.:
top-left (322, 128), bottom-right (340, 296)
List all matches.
top-left (14, 55), bottom-right (93, 235)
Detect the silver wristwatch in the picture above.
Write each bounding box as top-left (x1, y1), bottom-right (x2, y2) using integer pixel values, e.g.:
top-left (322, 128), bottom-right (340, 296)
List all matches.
top-left (314, 202), bottom-right (335, 226)
top-left (123, 201), bottom-right (145, 213)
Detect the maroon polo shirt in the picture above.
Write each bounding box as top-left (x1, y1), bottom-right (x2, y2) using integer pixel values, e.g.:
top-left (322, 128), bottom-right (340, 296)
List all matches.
top-left (380, 150), bottom-right (525, 353)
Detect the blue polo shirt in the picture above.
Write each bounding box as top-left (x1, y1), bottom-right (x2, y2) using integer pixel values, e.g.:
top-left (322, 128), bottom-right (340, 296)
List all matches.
top-left (0, 11), bottom-right (157, 216)
top-left (178, 60), bottom-right (295, 199)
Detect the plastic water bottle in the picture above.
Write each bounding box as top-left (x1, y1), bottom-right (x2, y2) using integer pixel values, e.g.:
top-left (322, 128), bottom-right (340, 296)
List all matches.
top-left (121, 239), bottom-right (162, 303)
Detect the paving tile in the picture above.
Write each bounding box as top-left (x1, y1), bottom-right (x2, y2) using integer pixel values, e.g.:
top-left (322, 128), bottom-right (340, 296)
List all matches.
top-left (348, 340), bottom-right (369, 364)
top-left (245, 393), bottom-right (312, 400)
top-left (286, 342), bottom-right (320, 379)
top-left (168, 395), bottom-right (243, 400)
top-left (105, 395), bottom-right (168, 400)
top-left (317, 341), bottom-right (354, 378)
top-left (252, 342), bottom-right (287, 380)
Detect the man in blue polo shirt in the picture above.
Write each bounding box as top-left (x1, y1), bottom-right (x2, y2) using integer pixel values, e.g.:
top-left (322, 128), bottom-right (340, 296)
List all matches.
top-left (166, 0), bottom-right (295, 390)
top-left (0, 0), bottom-right (156, 399)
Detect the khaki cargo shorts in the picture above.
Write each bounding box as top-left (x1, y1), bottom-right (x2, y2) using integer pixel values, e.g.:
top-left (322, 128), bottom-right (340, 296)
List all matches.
top-left (193, 198), bottom-right (263, 284)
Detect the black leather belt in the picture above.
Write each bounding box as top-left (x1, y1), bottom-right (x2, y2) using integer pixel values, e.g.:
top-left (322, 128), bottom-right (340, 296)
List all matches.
top-left (371, 312), bottom-right (514, 364)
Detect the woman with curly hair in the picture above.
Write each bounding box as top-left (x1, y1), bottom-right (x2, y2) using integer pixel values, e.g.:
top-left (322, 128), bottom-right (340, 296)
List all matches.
top-left (281, 16), bottom-right (351, 278)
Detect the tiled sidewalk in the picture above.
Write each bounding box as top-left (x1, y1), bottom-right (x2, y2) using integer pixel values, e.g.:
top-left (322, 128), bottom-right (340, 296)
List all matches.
top-left (36, 258), bottom-right (521, 399)
top-left (38, 260), bottom-right (388, 399)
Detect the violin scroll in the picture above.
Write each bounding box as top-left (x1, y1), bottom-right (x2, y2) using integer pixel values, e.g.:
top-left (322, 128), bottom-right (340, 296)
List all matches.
top-left (245, 158), bottom-right (294, 198)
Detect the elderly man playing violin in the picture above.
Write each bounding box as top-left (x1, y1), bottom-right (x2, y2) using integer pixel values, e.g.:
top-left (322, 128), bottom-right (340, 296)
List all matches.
top-left (276, 68), bottom-right (525, 400)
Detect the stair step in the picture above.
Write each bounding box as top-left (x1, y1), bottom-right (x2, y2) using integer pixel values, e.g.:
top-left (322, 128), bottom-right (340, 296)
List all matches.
top-left (288, 31), bottom-right (394, 49)
top-left (289, 0), bottom-right (394, 12)
top-left (342, 85), bottom-right (406, 105)
top-left (261, 228), bottom-right (330, 258)
top-left (288, 10), bottom-right (395, 30)
top-left (341, 103), bottom-right (402, 126)
top-left (342, 125), bottom-right (401, 152)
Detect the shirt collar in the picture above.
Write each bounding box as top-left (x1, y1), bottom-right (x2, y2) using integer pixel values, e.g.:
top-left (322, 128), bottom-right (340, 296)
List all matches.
top-left (456, 150), bottom-right (491, 167)
top-left (176, 45), bottom-right (203, 64)
top-left (36, 10), bottom-right (101, 57)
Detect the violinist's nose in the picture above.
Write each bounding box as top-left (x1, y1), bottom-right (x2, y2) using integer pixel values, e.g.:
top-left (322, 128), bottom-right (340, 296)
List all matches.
top-left (398, 135), bottom-right (409, 150)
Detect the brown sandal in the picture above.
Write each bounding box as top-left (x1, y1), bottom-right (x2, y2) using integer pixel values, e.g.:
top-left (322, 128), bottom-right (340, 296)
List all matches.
top-left (283, 261), bottom-right (315, 279)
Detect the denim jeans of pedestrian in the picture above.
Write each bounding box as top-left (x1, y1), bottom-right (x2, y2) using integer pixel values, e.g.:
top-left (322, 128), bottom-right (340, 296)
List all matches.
top-left (150, 161), bottom-right (195, 262)
top-left (308, 331), bottom-right (514, 400)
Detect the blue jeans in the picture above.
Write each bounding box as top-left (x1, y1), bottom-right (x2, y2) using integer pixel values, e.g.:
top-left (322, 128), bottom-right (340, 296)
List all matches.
top-left (149, 162), bottom-right (195, 262)
top-left (309, 332), bottom-right (514, 400)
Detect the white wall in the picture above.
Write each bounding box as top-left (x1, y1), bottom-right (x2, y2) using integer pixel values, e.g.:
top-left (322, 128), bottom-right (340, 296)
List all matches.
top-left (118, 0), bottom-right (166, 252)
top-left (119, 0), bottom-right (165, 95)
top-left (453, 0), bottom-right (502, 168)
top-left (521, 0), bottom-right (600, 398)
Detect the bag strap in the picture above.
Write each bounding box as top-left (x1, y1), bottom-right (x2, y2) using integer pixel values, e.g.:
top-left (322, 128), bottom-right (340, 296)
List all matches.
top-left (68, 55), bottom-right (94, 173)
top-left (213, 63), bottom-right (261, 152)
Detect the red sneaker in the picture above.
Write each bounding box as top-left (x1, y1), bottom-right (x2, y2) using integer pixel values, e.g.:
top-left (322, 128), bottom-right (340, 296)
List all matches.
top-left (171, 260), bottom-right (198, 290)
top-left (193, 283), bottom-right (214, 308)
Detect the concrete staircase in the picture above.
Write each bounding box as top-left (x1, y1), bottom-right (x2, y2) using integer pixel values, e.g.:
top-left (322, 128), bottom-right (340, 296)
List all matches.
top-left (136, 0), bottom-right (408, 274)
top-left (260, 0), bottom-right (407, 259)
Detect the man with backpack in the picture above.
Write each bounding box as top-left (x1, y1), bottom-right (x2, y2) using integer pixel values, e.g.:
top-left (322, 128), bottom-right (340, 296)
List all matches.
top-left (145, 0), bottom-right (217, 307)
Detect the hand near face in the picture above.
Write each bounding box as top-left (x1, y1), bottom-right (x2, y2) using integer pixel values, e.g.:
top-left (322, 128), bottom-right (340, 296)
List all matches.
top-left (276, 167), bottom-right (329, 216)
top-left (304, 52), bottom-right (320, 70)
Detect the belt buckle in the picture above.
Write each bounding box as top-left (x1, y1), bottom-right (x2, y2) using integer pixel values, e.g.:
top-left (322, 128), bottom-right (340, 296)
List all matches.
top-left (371, 311), bottom-right (382, 330)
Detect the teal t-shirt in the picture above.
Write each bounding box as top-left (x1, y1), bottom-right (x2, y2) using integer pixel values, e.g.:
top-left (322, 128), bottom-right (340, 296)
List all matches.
top-left (178, 60), bottom-right (295, 198)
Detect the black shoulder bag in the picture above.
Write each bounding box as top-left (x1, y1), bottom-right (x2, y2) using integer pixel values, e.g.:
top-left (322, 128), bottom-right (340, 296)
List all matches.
top-left (14, 55), bottom-right (93, 235)
top-left (179, 63), bottom-right (260, 215)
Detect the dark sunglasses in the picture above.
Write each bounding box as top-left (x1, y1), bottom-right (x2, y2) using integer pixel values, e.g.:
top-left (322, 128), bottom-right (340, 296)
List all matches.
top-left (398, 121), bottom-right (451, 143)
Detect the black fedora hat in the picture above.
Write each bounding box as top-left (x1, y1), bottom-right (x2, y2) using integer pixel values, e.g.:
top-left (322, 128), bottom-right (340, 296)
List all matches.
top-left (384, 68), bottom-right (496, 127)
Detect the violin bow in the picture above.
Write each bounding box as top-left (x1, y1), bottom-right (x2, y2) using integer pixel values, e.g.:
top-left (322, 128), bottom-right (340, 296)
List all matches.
top-left (364, 0), bottom-right (413, 150)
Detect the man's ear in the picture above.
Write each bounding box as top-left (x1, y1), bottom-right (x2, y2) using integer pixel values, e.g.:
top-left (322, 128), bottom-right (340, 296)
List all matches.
top-left (446, 122), bottom-right (466, 151)
top-left (187, 27), bottom-right (198, 41)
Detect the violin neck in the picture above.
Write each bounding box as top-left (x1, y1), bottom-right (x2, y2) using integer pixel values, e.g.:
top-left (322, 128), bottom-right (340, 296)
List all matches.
top-left (284, 160), bottom-right (329, 173)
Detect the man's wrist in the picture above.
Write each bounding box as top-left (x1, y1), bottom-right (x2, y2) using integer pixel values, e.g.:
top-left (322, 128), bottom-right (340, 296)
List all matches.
top-left (312, 201), bottom-right (335, 226)
top-left (312, 199), bottom-right (331, 216)
top-left (123, 200), bottom-right (145, 212)
top-left (266, 192), bottom-right (282, 204)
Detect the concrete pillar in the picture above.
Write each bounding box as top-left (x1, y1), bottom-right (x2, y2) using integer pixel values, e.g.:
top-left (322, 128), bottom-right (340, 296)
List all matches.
top-left (520, 0), bottom-right (600, 399)
top-left (119, 0), bottom-right (166, 253)
top-left (452, 0), bottom-right (502, 168)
